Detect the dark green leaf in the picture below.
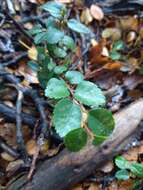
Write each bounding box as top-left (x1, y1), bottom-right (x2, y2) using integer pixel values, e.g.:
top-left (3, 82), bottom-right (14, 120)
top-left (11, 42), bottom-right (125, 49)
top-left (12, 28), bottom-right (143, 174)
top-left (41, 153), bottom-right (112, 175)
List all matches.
top-left (139, 64), bottom-right (143, 75)
top-left (53, 98), bottom-right (82, 137)
top-left (115, 156), bottom-right (130, 170)
top-left (67, 19), bottom-right (91, 34)
top-left (41, 2), bottom-right (66, 19)
top-left (74, 81), bottom-right (106, 107)
top-left (38, 69), bottom-right (54, 88)
top-left (45, 78), bottom-right (70, 99)
top-left (115, 169), bottom-right (129, 180)
top-left (65, 71), bottom-right (84, 84)
top-left (88, 108), bottom-right (115, 145)
top-left (64, 128), bottom-right (87, 152)
top-left (54, 47), bottom-right (67, 58)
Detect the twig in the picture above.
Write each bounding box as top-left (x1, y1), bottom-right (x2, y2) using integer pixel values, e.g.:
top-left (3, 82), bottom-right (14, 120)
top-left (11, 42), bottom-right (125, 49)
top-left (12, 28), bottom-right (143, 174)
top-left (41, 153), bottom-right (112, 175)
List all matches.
top-left (4, 11), bottom-right (34, 44)
top-left (0, 137), bottom-right (19, 158)
top-left (2, 52), bottom-right (27, 67)
top-left (28, 90), bottom-right (49, 138)
top-left (16, 90), bottom-right (28, 162)
top-left (0, 102), bottom-right (36, 127)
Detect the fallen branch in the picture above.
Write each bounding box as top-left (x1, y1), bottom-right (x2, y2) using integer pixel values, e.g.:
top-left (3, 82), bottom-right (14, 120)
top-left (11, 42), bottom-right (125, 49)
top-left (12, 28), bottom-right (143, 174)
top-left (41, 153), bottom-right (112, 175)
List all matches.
top-left (7, 99), bottom-right (143, 190)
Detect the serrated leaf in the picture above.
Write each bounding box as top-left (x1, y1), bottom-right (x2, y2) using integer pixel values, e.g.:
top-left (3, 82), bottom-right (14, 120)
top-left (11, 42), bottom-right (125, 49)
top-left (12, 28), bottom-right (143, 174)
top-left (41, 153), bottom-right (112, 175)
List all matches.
top-left (64, 128), bottom-right (87, 152)
top-left (88, 108), bottom-right (115, 145)
top-left (74, 81), bottom-right (106, 107)
top-left (54, 47), bottom-right (67, 58)
top-left (129, 162), bottom-right (143, 177)
top-left (54, 65), bottom-right (67, 74)
top-left (115, 156), bottom-right (130, 170)
top-left (45, 78), bottom-right (70, 99)
top-left (67, 19), bottom-right (91, 34)
top-left (62, 35), bottom-right (75, 50)
top-left (65, 71), bottom-right (84, 84)
top-left (41, 2), bottom-right (66, 19)
top-left (53, 98), bottom-right (82, 137)
top-left (115, 169), bottom-right (129, 180)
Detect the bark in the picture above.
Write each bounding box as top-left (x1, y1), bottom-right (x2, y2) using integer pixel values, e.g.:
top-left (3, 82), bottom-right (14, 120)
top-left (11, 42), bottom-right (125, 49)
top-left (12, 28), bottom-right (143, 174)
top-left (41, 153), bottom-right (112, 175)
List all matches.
top-left (7, 99), bottom-right (143, 190)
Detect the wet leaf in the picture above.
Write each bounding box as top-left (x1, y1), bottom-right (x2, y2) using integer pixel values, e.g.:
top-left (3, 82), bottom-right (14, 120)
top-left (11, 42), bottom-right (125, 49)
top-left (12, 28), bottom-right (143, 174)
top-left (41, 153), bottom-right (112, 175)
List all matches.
top-left (74, 81), bottom-right (106, 107)
top-left (53, 98), bottom-right (82, 137)
top-left (115, 169), bottom-right (129, 180)
top-left (65, 71), bottom-right (84, 84)
top-left (67, 19), bottom-right (91, 34)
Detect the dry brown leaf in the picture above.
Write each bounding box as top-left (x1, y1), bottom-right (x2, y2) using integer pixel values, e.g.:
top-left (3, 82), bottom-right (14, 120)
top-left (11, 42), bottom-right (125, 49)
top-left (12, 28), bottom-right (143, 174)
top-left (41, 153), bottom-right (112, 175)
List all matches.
top-left (26, 139), bottom-right (37, 156)
top-left (1, 152), bottom-right (15, 162)
top-left (90, 4), bottom-right (104, 21)
top-left (81, 8), bottom-right (93, 25)
top-left (71, 184), bottom-right (83, 190)
top-left (88, 183), bottom-right (100, 190)
top-left (100, 161), bottom-right (114, 173)
top-left (103, 62), bottom-right (122, 70)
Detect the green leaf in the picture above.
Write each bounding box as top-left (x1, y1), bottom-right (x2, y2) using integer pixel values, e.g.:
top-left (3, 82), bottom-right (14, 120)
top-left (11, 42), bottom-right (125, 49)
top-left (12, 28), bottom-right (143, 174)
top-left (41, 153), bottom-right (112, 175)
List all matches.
top-left (115, 169), bottom-right (129, 180)
top-left (45, 78), bottom-right (70, 99)
top-left (34, 32), bottom-right (47, 44)
top-left (113, 40), bottom-right (124, 51)
top-left (53, 98), bottom-right (82, 137)
top-left (53, 47), bottom-right (67, 58)
top-left (64, 128), bottom-right (87, 152)
top-left (139, 64), bottom-right (143, 75)
top-left (27, 61), bottom-right (38, 72)
top-left (54, 65), bottom-right (67, 74)
top-left (115, 156), bottom-right (130, 170)
top-left (62, 36), bottom-right (75, 50)
top-left (29, 24), bottom-right (42, 35)
top-left (41, 2), bottom-right (66, 19)
top-left (88, 108), bottom-right (115, 145)
top-left (38, 69), bottom-right (54, 88)
top-left (45, 17), bottom-right (56, 28)
top-left (34, 28), bottom-right (64, 44)
top-left (65, 71), bottom-right (84, 84)
top-left (46, 27), bottom-right (64, 44)
top-left (67, 19), bottom-right (91, 34)
top-left (129, 162), bottom-right (143, 177)
top-left (74, 81), bottom-right (106, 107)
top-left (110, 51), bottom-right (121, 60)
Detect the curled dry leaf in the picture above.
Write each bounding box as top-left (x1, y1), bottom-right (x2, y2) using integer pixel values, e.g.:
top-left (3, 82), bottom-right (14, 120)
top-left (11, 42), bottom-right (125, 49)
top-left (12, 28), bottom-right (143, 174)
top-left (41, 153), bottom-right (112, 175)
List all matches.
top-left (90, 4), bottom-right (104, 21)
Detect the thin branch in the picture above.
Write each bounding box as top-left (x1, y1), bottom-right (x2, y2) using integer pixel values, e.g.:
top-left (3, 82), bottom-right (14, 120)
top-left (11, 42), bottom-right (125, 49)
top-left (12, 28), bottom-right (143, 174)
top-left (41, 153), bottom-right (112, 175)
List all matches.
top-left (16, 90), bottom-right (28, 162)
